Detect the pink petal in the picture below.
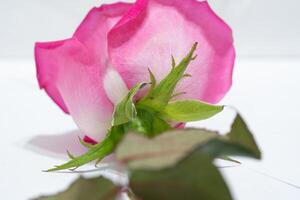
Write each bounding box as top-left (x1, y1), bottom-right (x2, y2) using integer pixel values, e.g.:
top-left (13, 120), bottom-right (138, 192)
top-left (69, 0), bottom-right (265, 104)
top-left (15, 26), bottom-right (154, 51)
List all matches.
top-left (108, 0), bottom-right (235, 104)
top-left (35, 3), bottom-right (132, 141)
top-left (35, 40), bottom-right (70, 114)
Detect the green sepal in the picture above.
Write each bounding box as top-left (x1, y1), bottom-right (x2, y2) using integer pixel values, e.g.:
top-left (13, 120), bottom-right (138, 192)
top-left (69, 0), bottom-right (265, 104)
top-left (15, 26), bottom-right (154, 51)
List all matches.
top-left (147, 68), bottom-right (156, 93)
top-left (160, 100), bottom-right (224, 122)
top-left (112, 83), bottom-right (147, 126)
top-left (46, 125), bottom-right (125, 172)
top-left (128, 107), bottom-right (171, 137)
top-left (138, 43), bottom-right (198, 111)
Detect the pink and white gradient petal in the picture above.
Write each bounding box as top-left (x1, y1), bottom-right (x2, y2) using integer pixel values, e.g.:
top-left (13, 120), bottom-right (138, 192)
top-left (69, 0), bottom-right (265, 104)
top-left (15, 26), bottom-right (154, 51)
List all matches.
top-left (35, 3), bottom-right (132, 141)
top-left (108, 0), bottom-right (235, 104)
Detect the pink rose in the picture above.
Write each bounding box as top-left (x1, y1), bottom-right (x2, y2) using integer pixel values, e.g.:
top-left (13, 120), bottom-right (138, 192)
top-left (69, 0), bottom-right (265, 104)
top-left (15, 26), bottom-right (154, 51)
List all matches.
top-left (35, 0), bottom-right (235, 142)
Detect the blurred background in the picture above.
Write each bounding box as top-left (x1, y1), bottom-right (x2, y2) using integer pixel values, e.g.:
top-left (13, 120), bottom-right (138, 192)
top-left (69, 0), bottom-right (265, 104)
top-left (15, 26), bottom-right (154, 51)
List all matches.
top-left (0, 0), bottom-right (299, 59)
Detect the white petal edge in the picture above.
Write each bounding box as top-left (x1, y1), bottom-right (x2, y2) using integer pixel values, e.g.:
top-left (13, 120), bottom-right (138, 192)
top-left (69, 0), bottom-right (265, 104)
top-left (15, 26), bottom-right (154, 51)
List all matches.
top-left (104, 66), bottom-right (129, 105)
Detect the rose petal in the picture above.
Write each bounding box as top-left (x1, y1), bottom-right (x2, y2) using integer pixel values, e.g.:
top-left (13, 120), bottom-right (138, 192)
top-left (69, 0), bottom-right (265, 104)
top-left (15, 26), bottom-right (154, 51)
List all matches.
top-left (35, 3), bottom-right (132, 141)
top-left (108, 0), bottom-right (235, 104)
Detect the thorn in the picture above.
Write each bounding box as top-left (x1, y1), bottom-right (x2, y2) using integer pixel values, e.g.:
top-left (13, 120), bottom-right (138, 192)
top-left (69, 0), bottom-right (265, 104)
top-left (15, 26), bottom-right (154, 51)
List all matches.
top-left (95, 158), bottom-right (103, 168)
top-left (43, 166), bottom-right (59, 172)
top-left (219, 155), bottom-right (241, 164)
top-left (67, 150), bottom-right (76, 159)
top-left (171, 92), bottom-right (187, 99)
top-left (147, 68), bottom-right (156, 90)
top-left (188, 42), bottom-right (198, 60)
top-left (191, 55), bottom-right (198, 60)
top-left (171, 55), bottom-right (176, 69)
top-left (193, 42), bottom-right (198, 49)
top-left (69, 166), bottom-right (78, 171)
top-left (140, 82), bottom-right (148, 89)
top-left (182, 73), bottom-right (192, 78)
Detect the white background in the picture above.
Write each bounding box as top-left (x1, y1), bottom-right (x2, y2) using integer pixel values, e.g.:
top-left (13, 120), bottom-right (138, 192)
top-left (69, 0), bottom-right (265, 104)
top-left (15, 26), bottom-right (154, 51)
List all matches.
top-left (0, 0), bottom-right (300, 199)
top-left (0, 0), bottom-right (300, 58)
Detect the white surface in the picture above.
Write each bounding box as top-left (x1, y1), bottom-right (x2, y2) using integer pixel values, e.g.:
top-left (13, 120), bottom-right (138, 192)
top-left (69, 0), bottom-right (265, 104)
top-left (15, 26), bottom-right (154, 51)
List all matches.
top-left (1, 58), bottom-right (300, 199)
top-left (1, 0), bottom-right (300, 58)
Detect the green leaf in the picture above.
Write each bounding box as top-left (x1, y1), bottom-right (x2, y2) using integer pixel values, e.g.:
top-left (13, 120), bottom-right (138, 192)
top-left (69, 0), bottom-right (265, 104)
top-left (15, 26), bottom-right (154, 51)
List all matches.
top-left (116, 129), bottom-right (217, 169)
top-left (46, 125), bottom-right (125, 172)
top-left (112, 83), bottom-right (147, 126)
top-left (160, 100), bottom-right (224, 122)
top-left (138, 43), bottom-right (198, 111)
top-left (34, 176), bottom-right (119, 200)
top-left (126, 113), bottom-right (260, 200)
top-left (198, 113), bottom-right (261, 159)
top-left (228, 113), bottom-right (261, 158)
top-left (116, 113), bottom-right (261, 170)
top-left (129, 152), bottom-right (232, 200)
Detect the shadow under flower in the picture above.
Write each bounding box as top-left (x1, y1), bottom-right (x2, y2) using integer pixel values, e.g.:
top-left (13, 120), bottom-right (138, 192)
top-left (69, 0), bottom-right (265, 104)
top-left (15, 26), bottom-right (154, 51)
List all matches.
top-left (24, 130), bottom-right (117, 165)
top-left (25, 130), bottom-right (87, 159)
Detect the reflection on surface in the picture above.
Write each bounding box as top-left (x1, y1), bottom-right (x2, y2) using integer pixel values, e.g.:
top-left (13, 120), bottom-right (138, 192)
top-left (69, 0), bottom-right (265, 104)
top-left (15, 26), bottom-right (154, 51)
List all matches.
top-left (25, 130), bottom-right (87, 159)
top-left (24, 130), bottom-right (116, 164)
